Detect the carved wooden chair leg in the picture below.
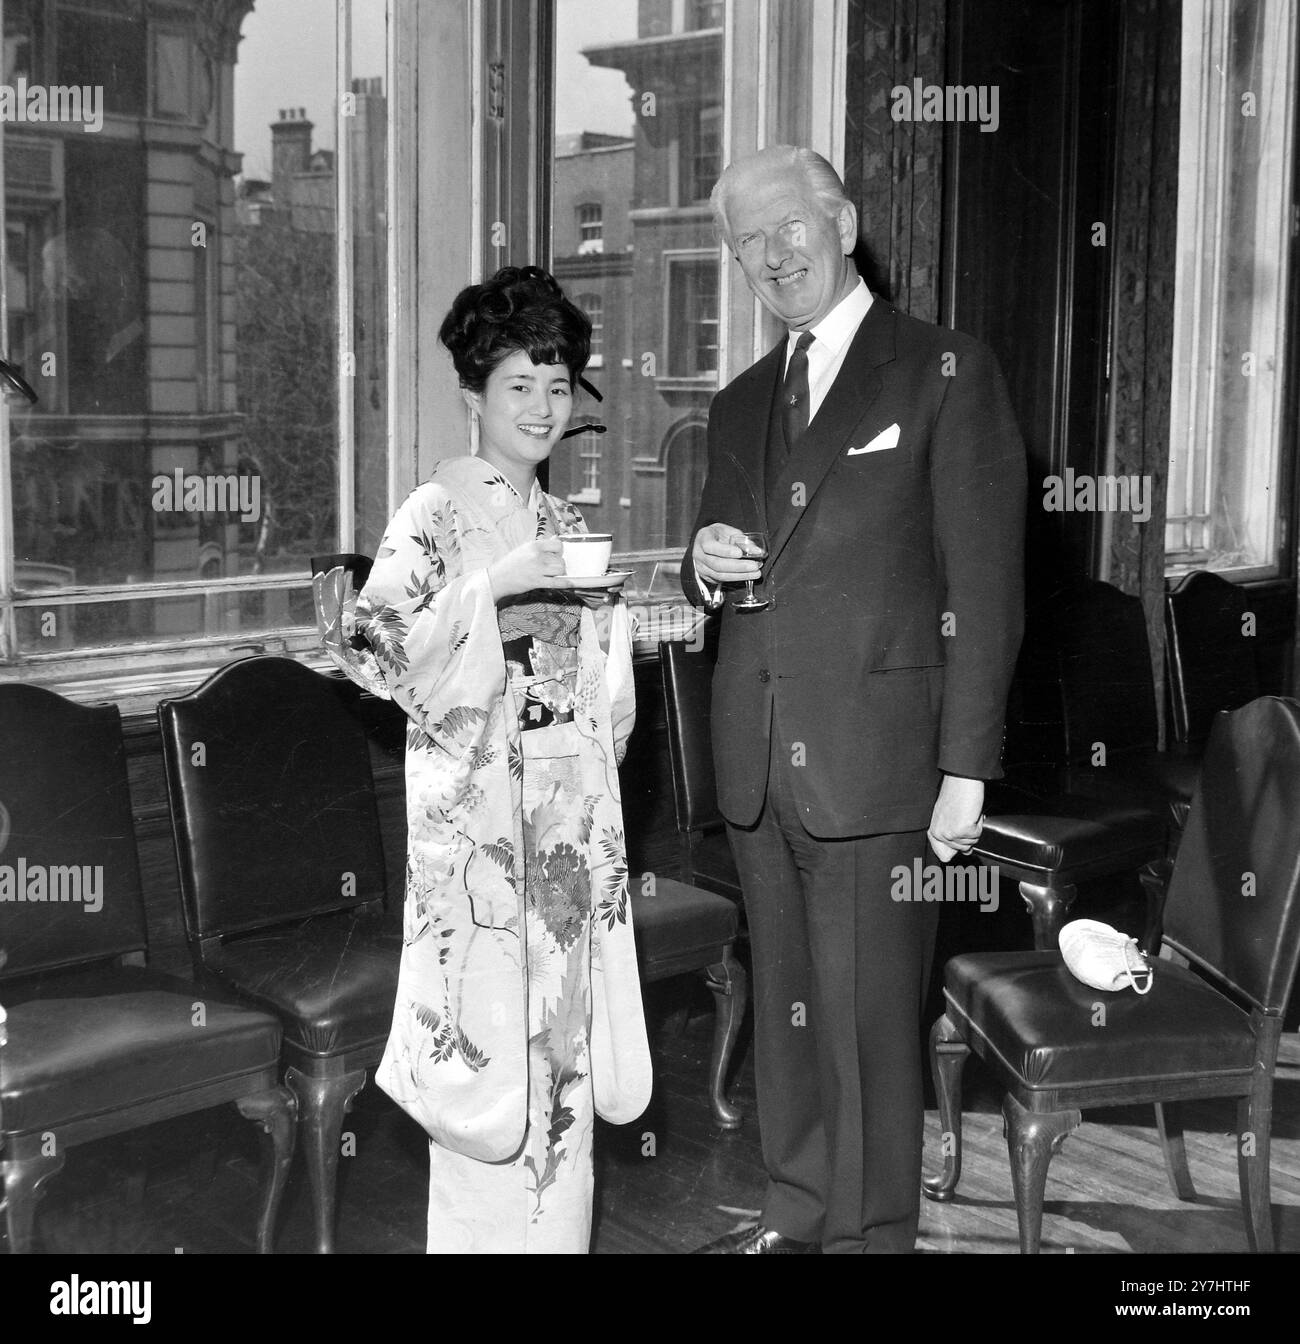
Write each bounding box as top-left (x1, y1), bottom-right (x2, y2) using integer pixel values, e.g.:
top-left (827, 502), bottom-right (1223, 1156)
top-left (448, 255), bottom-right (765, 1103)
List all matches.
top-left (1, 1149), bottom-right (66, 1253)
top-left (1003, 1093), bottom-right (1080, 1253)
top-left (237, 1083), bottom-right (299, 1254)
top-left (1018, 881), bottom-right (1076, 951)
top-left (286, 1064), bottom-right (367, 1254)
top-left (702, 949), bottom-right (746, 1130)
top-left (1238, 1020), bottom-right (1279, 1254)
top-left (1154, 1101), bottom-right (1196, 1201)
top-left (922, 1013), bottom-right (969, 1201)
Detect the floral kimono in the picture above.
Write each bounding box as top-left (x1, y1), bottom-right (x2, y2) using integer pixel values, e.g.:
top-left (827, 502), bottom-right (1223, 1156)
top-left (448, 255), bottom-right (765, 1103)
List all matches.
top-left (316, 454), bottom-right (651, 1253)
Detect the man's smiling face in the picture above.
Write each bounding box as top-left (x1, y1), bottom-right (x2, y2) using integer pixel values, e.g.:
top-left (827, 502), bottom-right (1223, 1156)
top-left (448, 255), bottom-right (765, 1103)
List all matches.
top-left (726, 166), bottom-right (858, 330)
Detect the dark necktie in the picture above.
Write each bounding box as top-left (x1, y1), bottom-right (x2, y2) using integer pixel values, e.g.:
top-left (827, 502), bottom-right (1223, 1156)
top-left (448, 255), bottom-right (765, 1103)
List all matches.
top-left (780, 330), bottom-right (815, 452)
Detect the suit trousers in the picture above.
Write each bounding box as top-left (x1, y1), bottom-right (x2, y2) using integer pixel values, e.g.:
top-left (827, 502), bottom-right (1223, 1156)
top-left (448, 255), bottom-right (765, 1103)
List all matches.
top-left (725, 715), bottom-right (940, 1253)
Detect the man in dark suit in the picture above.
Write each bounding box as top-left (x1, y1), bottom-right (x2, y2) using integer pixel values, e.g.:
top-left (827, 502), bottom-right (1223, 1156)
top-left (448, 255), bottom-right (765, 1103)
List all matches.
top-left (683, 145), bottom-right (1025, 1254)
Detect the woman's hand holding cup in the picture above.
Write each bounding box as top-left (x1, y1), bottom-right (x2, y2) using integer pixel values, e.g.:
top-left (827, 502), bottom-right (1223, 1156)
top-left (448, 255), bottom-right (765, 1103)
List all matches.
top-left (487, 537), bottom-right (566, 602)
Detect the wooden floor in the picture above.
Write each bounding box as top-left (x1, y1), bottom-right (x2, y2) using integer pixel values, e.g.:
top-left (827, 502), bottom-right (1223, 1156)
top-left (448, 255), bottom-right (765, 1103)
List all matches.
top-left (10, 975), bottom-right (1300, 1255)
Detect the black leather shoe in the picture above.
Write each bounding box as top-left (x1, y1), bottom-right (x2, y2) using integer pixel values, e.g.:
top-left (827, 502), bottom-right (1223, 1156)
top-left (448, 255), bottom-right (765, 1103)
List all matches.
top-left (693, 1224), bottom-right (820, 1254)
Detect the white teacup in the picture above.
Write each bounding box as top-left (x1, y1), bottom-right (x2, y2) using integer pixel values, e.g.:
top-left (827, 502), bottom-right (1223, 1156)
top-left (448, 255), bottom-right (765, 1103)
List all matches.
top-left (561, 533), bottom-right (613, 578)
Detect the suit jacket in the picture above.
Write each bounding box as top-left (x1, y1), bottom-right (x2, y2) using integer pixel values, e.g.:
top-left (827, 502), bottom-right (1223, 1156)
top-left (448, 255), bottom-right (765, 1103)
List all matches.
top-left (681, 296), bottom-right (1027, 837)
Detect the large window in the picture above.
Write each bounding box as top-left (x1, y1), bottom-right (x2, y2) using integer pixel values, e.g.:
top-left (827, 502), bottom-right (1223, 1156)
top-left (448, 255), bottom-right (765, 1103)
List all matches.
top-left (552, 0), bottom-right (725, 563)
top-left (551, 0), bottom-right (845, 576)
top-left (0, 0), bottom-right (387, 673)
top-left (1166, 0), bottom-right (1296, 577)
top-left (0, 1), bottom-right (847, 680)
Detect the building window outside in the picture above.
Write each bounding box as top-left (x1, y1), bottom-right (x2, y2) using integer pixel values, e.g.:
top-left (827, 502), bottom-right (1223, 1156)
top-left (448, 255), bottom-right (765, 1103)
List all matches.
top-left (683, 102), bottom-right (722, 205)
top-left (577, 291), bottom-right (603, 366)
top-left (688, 1), bottom-right (725, 31)
top-left (578, 430), bottom-right (601, 495)
top-left (1166, 0), bottom-right (1296, 578)
top-left (6, 219), bottom-right (34, 372)
top-left (666, 254), bottom-right (719, 379)
top-left (194, 219), bottom-right (218, 414)
top-left (577, 201), bottom-right (603, 252)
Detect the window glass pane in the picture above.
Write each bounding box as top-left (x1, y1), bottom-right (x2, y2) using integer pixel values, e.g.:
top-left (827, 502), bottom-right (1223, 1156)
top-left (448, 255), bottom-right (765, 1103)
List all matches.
top-left (688, 1), bottom-right (725, 32)
top-left (553, 0), bottom-right (722, 570)
top-left (1, 0), bottom-right (382, 656)
top-left (4, 0), bottom-right (37, 85)
top-left (234, 1), bottom-right (341, 588)
top-left (56, 1), bottom-right (146, 117)
top-left (1167, 0), bottom-right (1295, 575)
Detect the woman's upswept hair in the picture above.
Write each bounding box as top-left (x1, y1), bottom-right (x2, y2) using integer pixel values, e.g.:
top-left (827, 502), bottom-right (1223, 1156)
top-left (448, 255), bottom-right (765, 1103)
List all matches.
top-left (439, 265), bottom-right (591, 393)
top-left (709, 144), bottom-right (852, 245)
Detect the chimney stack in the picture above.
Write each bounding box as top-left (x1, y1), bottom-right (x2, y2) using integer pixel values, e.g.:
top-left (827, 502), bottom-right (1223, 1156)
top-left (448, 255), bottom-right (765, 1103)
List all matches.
top-left (271, 107), bottom-right (314, 203)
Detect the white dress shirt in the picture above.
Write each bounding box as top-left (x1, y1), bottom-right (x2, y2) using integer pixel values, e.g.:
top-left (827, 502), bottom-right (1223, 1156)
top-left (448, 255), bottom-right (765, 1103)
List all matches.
top-left (783, 277), bottom-right (873, 424)
top-left (695, 278), bottom-right (874, 606)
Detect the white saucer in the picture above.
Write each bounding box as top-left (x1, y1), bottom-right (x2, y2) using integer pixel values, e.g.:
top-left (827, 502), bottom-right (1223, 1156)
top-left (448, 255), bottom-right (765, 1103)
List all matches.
top-left (555, 570), bottom-right (633, 589)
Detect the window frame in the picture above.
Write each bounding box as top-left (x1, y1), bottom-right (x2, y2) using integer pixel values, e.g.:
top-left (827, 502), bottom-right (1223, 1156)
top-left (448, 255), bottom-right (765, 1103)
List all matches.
top-left (1164, 0), bottom-right (1297, 583)
top-left (0, 0), bottom-right (424, 691)
top-left (0, 0), bottom-right (854, 690)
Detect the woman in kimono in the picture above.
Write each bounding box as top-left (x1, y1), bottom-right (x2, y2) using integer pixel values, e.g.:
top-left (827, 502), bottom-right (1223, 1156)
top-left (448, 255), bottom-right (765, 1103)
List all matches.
top-left (316, 266), bottom-right (651, 1252)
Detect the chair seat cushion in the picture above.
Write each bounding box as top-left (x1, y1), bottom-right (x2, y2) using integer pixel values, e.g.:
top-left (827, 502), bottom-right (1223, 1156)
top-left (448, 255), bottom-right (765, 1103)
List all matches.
top-left (0, 965), bottom-right (281, 1136)
top-left (978, 790), bottom-right (1165, 874)
top-left (631, 876), bottom-right (738, 979)
top-left (209, 913), bottom-right (401, 1057)
top-left (943, 951), bottom-right (1256, 1092)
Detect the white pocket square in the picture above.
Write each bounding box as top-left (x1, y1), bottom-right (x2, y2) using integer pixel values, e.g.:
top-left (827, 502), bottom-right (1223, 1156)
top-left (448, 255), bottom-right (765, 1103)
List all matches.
top-left (848, 423), bottom-right (901, 455)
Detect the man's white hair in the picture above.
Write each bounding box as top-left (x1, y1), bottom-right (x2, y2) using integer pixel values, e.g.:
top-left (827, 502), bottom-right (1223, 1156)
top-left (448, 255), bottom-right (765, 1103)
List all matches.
top-left (710, 144), bottom-right (852, 244)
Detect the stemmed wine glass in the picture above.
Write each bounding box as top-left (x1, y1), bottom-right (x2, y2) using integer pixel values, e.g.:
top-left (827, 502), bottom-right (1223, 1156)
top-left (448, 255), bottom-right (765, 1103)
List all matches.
top-left (732, 531), bottom-right (770, 611)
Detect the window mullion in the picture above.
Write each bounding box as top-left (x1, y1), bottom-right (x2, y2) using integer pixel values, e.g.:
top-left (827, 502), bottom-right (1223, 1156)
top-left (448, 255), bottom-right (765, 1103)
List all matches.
top-left (0, 83), bottom-right (13, 661)
top-left (336, 0), bottom-right (356, 551)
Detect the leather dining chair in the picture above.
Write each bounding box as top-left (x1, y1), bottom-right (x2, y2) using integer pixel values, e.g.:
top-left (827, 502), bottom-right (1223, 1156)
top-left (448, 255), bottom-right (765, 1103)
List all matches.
top-left (658, 635), bottom-right (742, 901)
top-left (629, 872), bottom-right (746, 1129)
top-left (157, 656), bottom-right (401, 1254)
top-left (0, 685), bottom-right (295, 1254)
top-left (1053, 580), bottom-right (1200, 827)
top-left (974, 580), bottom-right (1173, 950)
top-left (1165, 569), bottom-right (1261, 752)
top-left (924, 696), bottom-right (1300, 1253)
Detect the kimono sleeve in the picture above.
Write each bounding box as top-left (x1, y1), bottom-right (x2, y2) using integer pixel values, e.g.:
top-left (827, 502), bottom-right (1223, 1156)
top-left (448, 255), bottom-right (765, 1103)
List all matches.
top-left (355, 485), bottom-right (505, 744)
top-left (605, 599), bottom-right (636, 766)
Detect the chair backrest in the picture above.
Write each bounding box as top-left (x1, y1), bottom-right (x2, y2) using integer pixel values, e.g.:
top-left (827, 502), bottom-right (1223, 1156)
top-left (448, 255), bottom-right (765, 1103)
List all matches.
top-left (0, 686), bottom-right (147, 979)
top-left (1000, 594), bottom-right (1069, 779)
top-left (157, 656), bottom-right (387, 945)
top-left (1054, 578), bottom-right (1159, 763)
top-left (1163, 697), bottom-right (1300, 1015)
top-left (310, 552), bottom-right (373, 587)
top-left (659, 635), bottom-right (722, 835)
top-left (1165, 570), bottom-right (1261, 748)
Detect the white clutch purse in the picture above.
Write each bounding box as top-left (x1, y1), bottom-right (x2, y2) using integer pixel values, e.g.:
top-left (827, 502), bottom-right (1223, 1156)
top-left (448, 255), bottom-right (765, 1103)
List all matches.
top-left (1058, 919), bottom-right (1154, 995)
